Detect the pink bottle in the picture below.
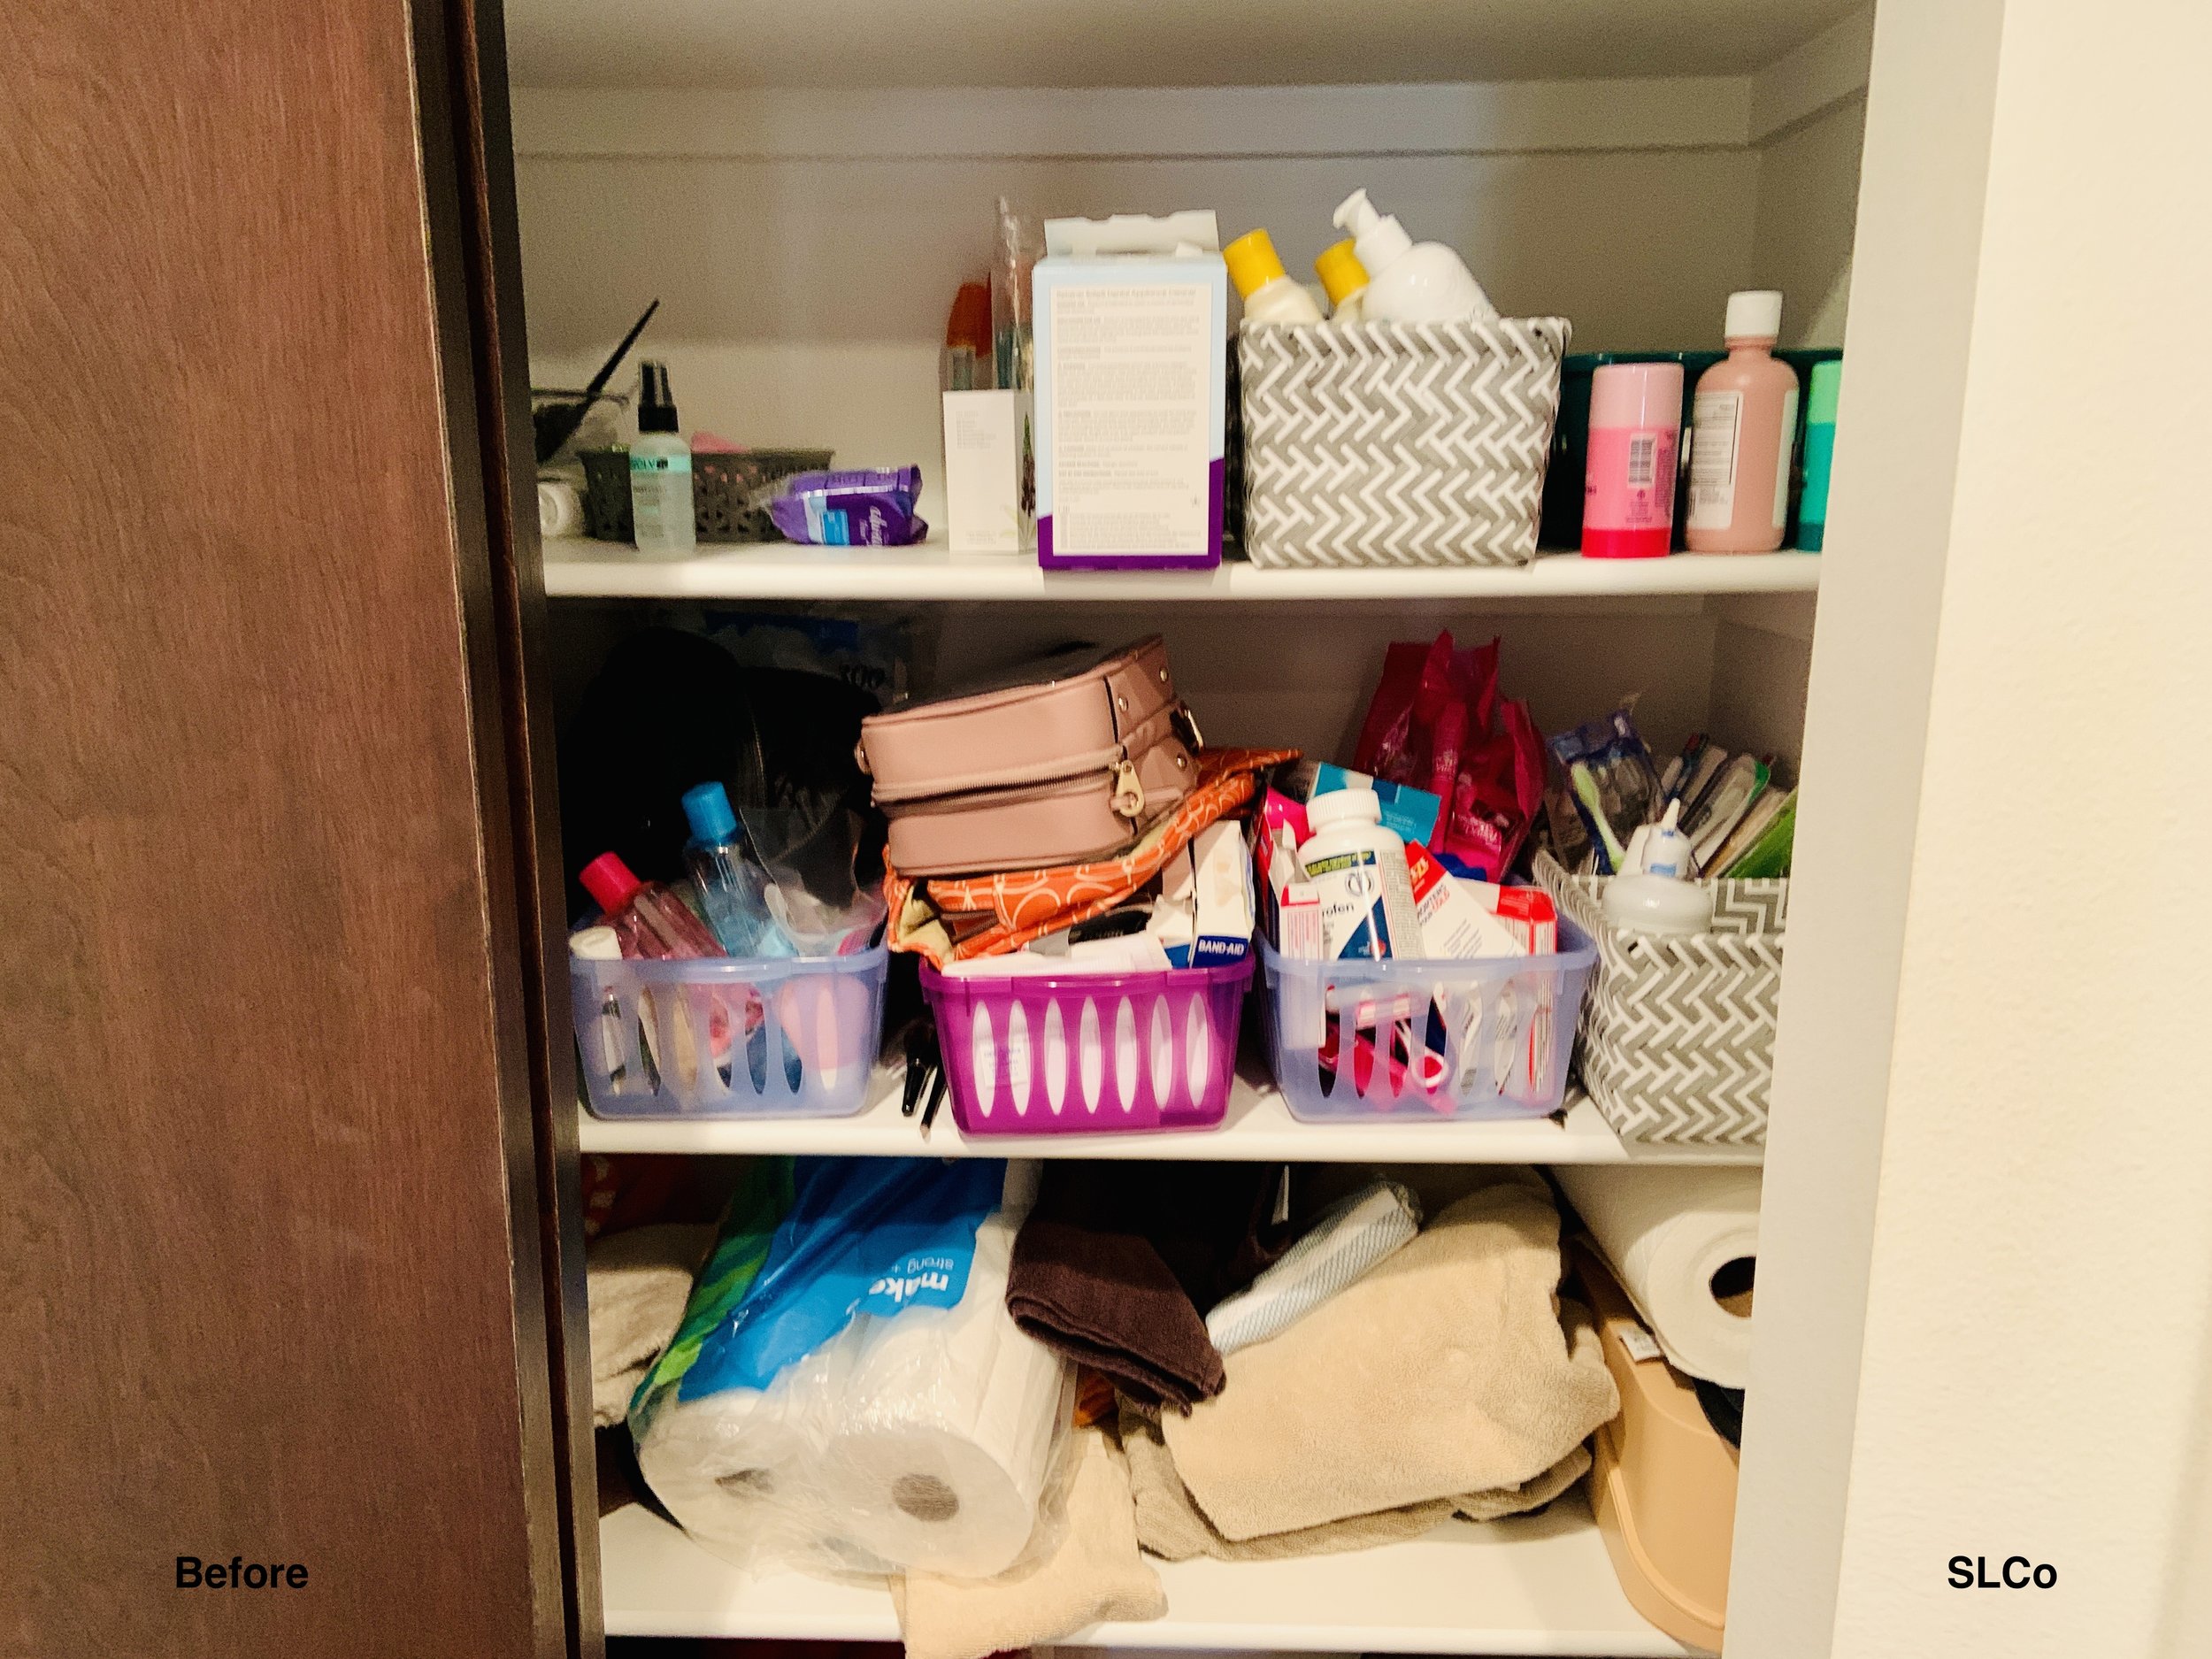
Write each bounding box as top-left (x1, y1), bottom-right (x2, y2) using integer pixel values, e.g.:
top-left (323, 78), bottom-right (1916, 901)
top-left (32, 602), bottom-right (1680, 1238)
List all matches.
top-left (1582, 362), bottom-right (1683, 559)
top-left (580, 851), bottom-right (735, 1083)
top-left (580, 852), bottom-right (723, 960)
top-left (1686, 291), bottom-right (1798, 554)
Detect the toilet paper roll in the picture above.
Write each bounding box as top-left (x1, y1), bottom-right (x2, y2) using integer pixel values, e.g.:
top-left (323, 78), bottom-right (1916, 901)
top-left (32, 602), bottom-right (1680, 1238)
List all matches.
top-left (539, 478), bottom-right (583, 538)
top-left (815, 1200), bottom-right (1071, 1578)
top-left (1555, 1164), bottom-right (1759, 1388)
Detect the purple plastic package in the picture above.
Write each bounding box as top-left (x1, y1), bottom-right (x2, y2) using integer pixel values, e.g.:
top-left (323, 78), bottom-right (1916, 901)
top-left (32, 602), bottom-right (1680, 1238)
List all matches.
top-left (765, 467), bottom-right (928, 547)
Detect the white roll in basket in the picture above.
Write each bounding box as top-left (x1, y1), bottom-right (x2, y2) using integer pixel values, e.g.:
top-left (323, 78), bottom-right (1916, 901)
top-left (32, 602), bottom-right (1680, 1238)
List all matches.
top-left (1555, 1164), bottom-right (1759, 1388)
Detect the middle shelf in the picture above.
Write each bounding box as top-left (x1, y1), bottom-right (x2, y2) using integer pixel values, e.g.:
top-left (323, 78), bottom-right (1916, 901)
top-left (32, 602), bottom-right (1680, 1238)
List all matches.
top-left (575, 1060), bottom-right (1762, 1165)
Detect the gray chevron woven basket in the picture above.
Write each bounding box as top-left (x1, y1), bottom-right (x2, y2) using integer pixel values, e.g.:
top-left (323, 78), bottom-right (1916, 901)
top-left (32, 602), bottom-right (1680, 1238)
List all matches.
top-left (1238, 317), bottom-right (1570, 568)
top-left (1536, 851), bottom-right (1786, 1148)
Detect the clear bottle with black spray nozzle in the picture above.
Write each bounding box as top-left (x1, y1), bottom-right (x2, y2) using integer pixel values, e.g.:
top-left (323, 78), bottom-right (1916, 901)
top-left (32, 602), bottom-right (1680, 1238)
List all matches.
top-left (628, 360), bottom-right (695, 553)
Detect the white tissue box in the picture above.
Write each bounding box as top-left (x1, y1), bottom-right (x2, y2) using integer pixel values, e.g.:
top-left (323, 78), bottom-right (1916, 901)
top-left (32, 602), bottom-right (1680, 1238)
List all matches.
top-left (941, 390), bottom-right (1031, 552)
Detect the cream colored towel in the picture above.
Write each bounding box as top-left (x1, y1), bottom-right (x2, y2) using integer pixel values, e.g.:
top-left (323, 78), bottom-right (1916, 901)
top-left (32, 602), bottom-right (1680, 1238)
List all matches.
top-left (1120, 1395), bottom-right (1589, 1561)
top-left (895, 1425), bottom-right (1166, 1659)
top-left (1163, 1175), bottom-right (1619, 1540)
top-left (585, 1224), bottom-right (712, 1427)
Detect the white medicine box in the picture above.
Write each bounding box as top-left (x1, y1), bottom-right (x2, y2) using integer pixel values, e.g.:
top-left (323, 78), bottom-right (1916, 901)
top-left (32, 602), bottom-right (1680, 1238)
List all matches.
top-left (1032, 251), bottom-right (1227, 572)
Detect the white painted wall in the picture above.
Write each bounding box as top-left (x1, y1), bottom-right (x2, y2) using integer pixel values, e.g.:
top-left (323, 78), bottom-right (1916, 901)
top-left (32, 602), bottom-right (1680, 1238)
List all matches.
top-left (1824, 2), bottom-right (2212, 1653)
top-left (514, 142), bottom-right (1762, 474)
top-left (1726, 2), bottom-right (2006, 1650)
top-left (1751, 92), bottom-right (1866, 347)
top-left (1706, 595), bottom-right (1817, 773)
top-left (505, 0), bottom-right (1863, 89)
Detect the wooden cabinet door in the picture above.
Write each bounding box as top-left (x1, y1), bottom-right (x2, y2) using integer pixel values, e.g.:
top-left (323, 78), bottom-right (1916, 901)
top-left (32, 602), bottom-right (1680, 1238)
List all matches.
top-left (0, 2), bottom-right (579, 1655)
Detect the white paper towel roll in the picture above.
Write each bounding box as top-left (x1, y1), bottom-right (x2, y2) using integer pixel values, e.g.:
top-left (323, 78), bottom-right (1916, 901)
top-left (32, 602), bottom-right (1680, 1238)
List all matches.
top-left (634, 1383), bottom-right (820, 1562)
top-left (1555, 1164), bottom-right (1759, 1388)
top-left (814, 1194), bottom-right (1070, 1578)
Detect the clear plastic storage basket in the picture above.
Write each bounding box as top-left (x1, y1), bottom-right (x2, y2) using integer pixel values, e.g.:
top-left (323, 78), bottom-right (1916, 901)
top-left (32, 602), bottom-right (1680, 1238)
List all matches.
top-left (571, 947), bottom-right (888, 1119)
top-left (1258, 918), bottom-right (1597, 1119)
top-left (920, 958), bottom-right (1253, 1136)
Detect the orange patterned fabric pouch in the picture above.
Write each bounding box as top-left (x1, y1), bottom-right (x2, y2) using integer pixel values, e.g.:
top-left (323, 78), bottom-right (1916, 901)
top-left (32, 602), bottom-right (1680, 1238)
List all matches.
top-left (886, 747), bottom-right (1297, 965)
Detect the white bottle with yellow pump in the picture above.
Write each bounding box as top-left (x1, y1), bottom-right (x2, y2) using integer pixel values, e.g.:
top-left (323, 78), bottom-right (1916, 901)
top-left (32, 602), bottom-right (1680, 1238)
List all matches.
top-left (1224, 229), bottom-right (1325, 325)
top-left (1315, 239), bottom-right (1371, 322)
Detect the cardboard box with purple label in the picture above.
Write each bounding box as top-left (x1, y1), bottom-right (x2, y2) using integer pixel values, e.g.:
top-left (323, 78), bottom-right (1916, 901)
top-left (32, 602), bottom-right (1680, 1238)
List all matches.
top-left (1032, 211), bottom-right (1227, 572)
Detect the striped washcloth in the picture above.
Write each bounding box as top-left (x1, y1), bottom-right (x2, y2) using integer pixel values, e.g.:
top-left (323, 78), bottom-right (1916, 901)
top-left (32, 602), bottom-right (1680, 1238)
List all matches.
top-left (1205, 1180), bottom-right (1423, 1355)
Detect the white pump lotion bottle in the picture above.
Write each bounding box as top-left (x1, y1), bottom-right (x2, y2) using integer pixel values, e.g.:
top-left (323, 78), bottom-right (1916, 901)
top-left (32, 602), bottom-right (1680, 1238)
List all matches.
top-left (1332, 188), bottom-right (1497, 326)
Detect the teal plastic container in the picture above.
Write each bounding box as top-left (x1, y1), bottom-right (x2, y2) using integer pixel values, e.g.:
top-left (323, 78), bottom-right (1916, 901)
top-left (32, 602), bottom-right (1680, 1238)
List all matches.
top-left (1797, 359), bottom-right (1841, 550)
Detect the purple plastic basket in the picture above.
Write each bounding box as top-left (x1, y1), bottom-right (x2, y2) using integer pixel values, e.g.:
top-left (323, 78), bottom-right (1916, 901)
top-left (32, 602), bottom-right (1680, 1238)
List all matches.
top-left (920, 957), bottom-right (1253, 1136)
top-left (1259, 916), bottom-right (1597, 1121)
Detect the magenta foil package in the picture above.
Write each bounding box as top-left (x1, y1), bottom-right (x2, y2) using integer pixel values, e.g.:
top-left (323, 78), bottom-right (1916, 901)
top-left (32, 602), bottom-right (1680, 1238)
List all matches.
top-left (766, 467), bottom-right (928, 547)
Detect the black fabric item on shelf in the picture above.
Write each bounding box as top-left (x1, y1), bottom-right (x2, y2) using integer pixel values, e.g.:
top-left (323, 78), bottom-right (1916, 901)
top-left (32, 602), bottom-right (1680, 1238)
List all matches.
top-left (557, 626), bottom-right (884, 919)
top-left (595, 1424), bottom-right (675, 1523)
top-left (1695, 1379), bottom-right (1745, 1448)
top-left (1006, 1162), bottom-right (1289, 1410)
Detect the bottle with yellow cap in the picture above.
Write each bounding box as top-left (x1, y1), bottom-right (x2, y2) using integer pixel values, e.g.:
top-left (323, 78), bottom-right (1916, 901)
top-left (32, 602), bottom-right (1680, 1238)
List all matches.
top-left (1224, 228), bottom-right (1326, 326)
top-left (1314, 239), bottom-right (1370, 323)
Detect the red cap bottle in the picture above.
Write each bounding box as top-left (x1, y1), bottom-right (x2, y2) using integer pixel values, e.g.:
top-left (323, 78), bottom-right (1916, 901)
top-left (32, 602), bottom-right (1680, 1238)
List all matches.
top-left (580, 852), bottom-right (645, 916)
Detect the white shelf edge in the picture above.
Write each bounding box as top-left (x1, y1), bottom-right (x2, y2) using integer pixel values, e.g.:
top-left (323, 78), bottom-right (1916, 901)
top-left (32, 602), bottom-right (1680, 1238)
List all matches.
top-left (541, 539), bottom-right (1820, 604)
top-left (600, 1494), bottom-right (1687, 1655)
top-left (576, 1062), bottom-right (1763, 1165)
top-left (513, 81), bottom-right (1754, 165)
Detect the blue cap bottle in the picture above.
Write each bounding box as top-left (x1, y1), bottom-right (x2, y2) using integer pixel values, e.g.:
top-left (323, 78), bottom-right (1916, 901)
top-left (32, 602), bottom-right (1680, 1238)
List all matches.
top-left (682, 780), bottom-right (740, 847)
top-left (679, 781), bottom-right (793, 958)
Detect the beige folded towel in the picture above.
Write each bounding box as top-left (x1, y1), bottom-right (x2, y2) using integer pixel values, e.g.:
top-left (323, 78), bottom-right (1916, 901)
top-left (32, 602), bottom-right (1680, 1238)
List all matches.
top-left (585, 1224), bottom-right (713, 1427)
top-left (1120, 1393), bottom-right (1590, 1561)
top-left (895, 1425), bottom-right (1167, 1659)
top-left (1163, 1175), bottom-right (1618, 1541)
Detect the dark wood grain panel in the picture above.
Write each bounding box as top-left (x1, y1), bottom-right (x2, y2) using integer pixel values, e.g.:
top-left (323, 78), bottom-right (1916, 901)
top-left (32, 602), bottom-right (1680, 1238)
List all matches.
top-left (0, 2), bottom-right (565, 1655)
top-left (425, 0), bottom-right (605, 1648)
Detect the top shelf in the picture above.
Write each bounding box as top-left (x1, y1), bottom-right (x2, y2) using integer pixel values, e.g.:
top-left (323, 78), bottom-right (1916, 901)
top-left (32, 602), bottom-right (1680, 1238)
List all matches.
top-left (541, 539), bottom-right (1820, 604)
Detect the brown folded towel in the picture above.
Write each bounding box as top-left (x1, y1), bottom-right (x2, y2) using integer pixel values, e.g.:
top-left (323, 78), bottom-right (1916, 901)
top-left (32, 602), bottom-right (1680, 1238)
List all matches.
top-left (1163, 1174), bottom-right (1620, 1540)
top-left (1118, 1395), bottom-right (1591, 1562)
top-left (1006, 1163), bottom-right (1286, 1410)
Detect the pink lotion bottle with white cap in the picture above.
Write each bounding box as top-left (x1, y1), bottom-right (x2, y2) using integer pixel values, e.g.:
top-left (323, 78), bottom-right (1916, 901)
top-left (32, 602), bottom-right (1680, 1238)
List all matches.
top-left (1686, 290), bottom-right (1798, 553)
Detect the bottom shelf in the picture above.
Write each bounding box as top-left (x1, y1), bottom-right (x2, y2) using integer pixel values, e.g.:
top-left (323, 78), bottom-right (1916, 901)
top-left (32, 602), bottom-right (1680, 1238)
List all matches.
top-left (599, 1491), bottom-right (1690, 1655)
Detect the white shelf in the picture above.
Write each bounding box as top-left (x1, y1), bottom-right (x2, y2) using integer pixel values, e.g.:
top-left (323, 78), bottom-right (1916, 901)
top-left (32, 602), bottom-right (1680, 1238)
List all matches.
top-left (600, 1493), bottom-right (1686, 1655)
top-left (541, 538), bottom-right (1820, 604)
top-left (576, 1061), bottom-right (1762, 1165)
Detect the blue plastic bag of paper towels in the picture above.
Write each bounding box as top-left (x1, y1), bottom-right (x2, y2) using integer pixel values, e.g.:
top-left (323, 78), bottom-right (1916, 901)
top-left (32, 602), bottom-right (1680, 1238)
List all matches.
top-left (678, 1156), bottom-right (1008, 1400)
top-left (631, 1155), bottom-right (1072, 1581)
